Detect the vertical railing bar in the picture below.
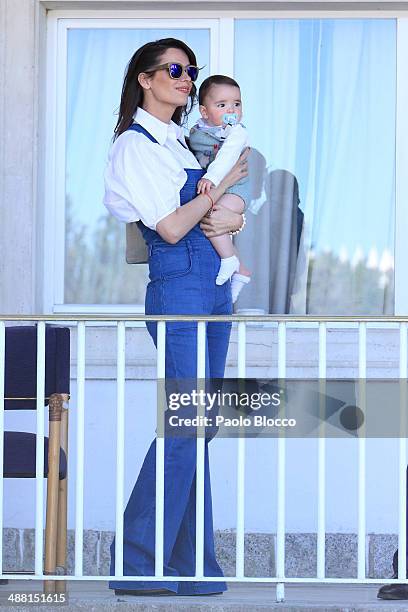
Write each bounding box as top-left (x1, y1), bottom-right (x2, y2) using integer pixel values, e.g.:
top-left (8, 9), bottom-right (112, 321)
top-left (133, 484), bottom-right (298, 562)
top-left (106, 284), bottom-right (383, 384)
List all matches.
top-left (74, 321), bottom-right (86, 576)
top-left (114, 321), bottom-right (126, 577)
top-left (155, 321), bottom-right (166, 577)
top-left (357, 322), bottom-right (366, 580)
top-left (35, 321), bottom-right (46, 576)
top-left (317, 323), bottom-right (326, 579)
top-left (195, 321), bottom-right (206, 578)
top-left (399, 322), bottom-right (407, 580)
top-left (276, 322), bottom-right (286, 602)
top-left (236, 322), bottom-right (246, 578)
top-left (0, 322), bottom-right (5, 576)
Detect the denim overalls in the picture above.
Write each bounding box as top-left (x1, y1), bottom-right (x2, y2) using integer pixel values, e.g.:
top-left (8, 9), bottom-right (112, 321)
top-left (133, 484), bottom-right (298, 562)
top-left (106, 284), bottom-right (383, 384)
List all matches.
top-left (109, 123), bottom-right (232, 595)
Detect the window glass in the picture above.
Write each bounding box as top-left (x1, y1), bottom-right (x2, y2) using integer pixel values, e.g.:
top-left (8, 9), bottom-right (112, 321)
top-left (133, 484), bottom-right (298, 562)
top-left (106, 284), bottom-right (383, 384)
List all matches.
top-left (234, 19), bottom-right (396, 314)
top-left (65, 28), bottom-right (210, 304)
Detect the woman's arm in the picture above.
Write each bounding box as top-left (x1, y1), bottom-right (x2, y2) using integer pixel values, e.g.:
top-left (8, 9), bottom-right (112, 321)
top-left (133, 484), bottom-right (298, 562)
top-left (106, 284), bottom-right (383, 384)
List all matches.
top-left (156, 148), bottom-right (249, 244)
top-left (199, 205), bottom-right (244, 238)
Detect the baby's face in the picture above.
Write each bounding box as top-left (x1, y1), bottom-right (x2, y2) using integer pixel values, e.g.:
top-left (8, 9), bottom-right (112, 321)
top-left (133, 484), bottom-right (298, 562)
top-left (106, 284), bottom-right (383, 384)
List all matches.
top-left (199, 84), bottom-right (242, 127)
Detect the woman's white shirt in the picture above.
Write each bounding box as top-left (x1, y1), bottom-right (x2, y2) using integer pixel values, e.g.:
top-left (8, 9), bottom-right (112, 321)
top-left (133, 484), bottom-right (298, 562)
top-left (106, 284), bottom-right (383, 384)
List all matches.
top-left (103, 107), bottom-right (202, 230)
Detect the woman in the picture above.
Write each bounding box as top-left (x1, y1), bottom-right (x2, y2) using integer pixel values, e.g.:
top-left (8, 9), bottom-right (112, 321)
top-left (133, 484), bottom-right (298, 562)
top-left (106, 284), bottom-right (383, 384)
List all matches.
top-left (104, 38), bottom-right (248, 597)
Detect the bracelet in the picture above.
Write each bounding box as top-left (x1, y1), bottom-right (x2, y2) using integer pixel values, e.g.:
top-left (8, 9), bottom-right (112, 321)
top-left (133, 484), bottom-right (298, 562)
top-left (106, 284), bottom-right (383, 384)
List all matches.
top-left (202, 193), bottom-right (214, 217)
top-left (229, 213), bottom-right (246, 236)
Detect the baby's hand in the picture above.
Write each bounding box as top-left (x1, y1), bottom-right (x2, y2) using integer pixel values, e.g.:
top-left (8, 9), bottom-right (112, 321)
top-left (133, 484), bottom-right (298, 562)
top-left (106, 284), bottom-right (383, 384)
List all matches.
top-left (197, 178), bottom-right (215, 194)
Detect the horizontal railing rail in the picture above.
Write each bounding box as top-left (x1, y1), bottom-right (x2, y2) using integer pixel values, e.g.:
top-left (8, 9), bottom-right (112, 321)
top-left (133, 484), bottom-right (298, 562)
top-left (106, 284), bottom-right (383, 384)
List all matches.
top-left (1, 314), bottom-right (408, 321)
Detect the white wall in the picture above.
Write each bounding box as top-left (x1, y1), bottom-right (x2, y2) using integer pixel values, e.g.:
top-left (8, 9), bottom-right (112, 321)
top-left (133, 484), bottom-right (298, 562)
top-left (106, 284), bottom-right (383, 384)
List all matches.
top-left (3, 325), bottom-right (404, 534)
top-left (3, 381), bottom-right (402, 534)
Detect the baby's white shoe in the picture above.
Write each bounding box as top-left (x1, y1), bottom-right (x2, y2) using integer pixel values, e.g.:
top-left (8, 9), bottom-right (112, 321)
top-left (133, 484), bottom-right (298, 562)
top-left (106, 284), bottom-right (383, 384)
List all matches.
top-left (231, 273), bottom-right (251, 303)
top-left (216, 255), bottom-right (240, 285)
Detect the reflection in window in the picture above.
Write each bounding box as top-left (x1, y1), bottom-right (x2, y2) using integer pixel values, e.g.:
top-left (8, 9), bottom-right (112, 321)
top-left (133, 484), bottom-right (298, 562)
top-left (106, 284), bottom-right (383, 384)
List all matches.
top-left (234, 19), bottom-right (396, 314)
top-left (65, 28), bottom-right (210, 304)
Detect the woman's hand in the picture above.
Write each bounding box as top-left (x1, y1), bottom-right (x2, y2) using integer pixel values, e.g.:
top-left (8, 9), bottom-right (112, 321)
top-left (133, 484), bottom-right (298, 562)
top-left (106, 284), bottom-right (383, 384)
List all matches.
top-left (200, 148), bottom-right (249, 238)
top-left (200, 205), bottom-right (243, 238)
top-left (219, 147), bottom-right (250, 190)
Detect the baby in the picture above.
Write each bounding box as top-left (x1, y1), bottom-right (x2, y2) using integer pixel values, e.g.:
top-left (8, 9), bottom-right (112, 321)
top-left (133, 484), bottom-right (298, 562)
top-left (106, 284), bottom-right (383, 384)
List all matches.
top-left (189, 75), bottom-right (251, 303)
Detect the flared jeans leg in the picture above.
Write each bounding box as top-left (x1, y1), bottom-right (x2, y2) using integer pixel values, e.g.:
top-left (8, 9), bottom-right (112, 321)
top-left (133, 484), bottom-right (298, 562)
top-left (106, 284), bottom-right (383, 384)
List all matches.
top-left (109, 242), bottom-right (232, 594)
top-left (167, 440), bottom-right (226, 595)
top-left (109, 435), bottom-right (226, 593)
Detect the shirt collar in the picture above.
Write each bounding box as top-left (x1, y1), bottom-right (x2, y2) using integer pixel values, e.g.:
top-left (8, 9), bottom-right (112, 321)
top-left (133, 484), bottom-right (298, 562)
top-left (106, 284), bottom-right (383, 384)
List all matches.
top-left (133, 107), bottom-right (184, 145)
top-left (194, 117), bottom-right (225, 139)
top-left (196, 117), bottom-right (222, 130)
top-left (195, 117), bottom-right (243, 130)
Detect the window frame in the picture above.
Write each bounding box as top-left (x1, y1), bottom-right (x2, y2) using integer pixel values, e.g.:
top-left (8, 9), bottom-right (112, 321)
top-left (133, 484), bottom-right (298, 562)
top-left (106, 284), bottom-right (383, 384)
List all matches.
top-left (45, 14), bottom-right (224, 314)
top-left (45, 9), bottom-right (408, 315)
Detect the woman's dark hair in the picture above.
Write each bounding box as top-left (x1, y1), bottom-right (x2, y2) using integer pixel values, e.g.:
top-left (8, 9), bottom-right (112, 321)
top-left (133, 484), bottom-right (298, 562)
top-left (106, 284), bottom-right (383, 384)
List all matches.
top-left (198, 75), bottom-right (240, 106)
top-left (114, 38), bottom-right (198, 140)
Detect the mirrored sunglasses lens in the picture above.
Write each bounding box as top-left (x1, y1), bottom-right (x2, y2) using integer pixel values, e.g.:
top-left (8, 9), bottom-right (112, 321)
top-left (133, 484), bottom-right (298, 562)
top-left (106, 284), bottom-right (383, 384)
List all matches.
top-left (187, 66), bottom-right (199, 81)
top-left (169, 63), bottom-right (183, 78)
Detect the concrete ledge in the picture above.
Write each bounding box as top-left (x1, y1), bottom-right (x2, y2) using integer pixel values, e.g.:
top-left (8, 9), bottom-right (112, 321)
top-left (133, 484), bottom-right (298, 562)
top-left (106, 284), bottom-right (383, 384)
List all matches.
top-left (2, 529), bottom-right (397, 579)
top-left (1, 581), bottom-right (408, 612)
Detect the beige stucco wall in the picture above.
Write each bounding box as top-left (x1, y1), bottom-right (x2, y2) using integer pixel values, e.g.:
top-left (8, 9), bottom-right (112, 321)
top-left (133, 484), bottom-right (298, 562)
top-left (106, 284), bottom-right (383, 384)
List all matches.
top-left (1, 1), bottom-right (40, 313)
top-left (1, 0), bottom-right (407, 314)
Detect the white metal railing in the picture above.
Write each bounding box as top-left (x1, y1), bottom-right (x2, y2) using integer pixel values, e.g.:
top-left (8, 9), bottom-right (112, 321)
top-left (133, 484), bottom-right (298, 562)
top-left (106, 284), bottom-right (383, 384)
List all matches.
top-left (155, 321), bottom-right (166, 578)
top-left (1, 314), bottom-right (408, 603)
top-left (317, 322), bottom-right (326, 580)
top-left (75, 321), bottom-right (85, 576)
top-left (399, 322), bottom-right (408, 580)
top-left (35, 321), bottom-right (46, 576)
top-left (0, 321), bottom-right (5, 577)
top-left (236, 321), bottom-right (246, 579)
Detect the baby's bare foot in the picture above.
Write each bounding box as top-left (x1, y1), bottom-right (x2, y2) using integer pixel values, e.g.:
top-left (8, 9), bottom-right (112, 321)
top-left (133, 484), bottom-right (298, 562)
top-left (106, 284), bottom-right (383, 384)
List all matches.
top-left (238, 263), bottom-right (251, 278)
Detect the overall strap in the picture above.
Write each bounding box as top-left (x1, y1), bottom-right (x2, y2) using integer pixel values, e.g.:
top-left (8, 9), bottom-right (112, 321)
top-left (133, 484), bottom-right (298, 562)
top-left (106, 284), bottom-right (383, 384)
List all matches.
top-left (127, 122), bottom-right (188, 149)
top-left (127, 123), bottom-right (159, 143)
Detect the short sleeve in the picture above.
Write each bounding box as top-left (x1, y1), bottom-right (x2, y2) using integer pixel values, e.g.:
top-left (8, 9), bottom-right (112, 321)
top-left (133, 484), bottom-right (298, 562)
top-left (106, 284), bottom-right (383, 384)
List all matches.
top-left (103, 132), bottom-right (184, 230)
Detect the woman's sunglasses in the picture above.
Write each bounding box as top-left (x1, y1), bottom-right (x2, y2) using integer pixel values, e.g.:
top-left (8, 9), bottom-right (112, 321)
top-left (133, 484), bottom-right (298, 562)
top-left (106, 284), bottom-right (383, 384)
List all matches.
top-left (146, 62), bottom-right (203, 82)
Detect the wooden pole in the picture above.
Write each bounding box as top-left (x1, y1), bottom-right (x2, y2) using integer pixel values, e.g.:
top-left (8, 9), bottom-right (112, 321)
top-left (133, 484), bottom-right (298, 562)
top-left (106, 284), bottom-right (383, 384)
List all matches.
top-left (56, 399), bottom-right (69, 594)
top-left (44, 394), bottom-right (63, 595)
